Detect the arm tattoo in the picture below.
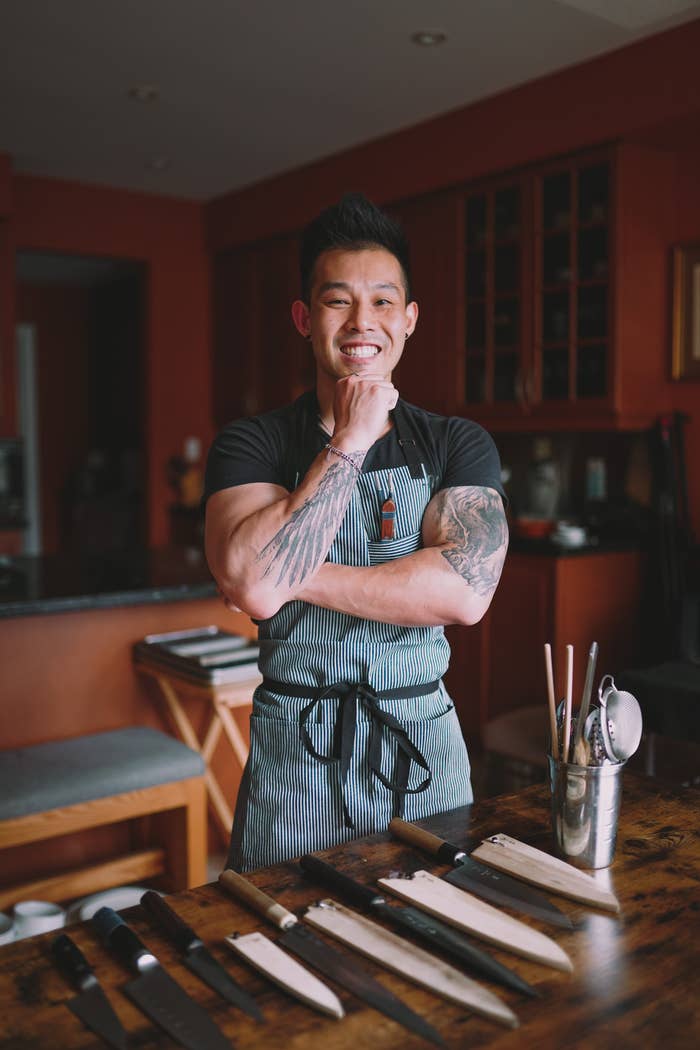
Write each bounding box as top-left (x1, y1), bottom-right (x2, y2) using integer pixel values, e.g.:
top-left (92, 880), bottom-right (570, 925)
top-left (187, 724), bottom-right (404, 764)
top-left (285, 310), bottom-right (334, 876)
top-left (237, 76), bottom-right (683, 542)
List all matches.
top-left (256, 459), bottom-right (356, 588)
top-left (434, 487), bottom-right (508, 597)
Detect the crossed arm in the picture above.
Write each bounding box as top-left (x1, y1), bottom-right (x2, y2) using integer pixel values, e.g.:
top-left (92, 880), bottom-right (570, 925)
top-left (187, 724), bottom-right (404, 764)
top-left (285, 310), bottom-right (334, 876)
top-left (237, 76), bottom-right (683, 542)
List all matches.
top-left (205, 454), bottom-right (508, 627)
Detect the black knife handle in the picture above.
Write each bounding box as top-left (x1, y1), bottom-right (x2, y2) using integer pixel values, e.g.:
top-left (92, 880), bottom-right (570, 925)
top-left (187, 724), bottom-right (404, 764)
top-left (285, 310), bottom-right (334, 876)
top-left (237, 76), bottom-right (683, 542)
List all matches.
top-left (51, 933), bottom-right (94, 991)
top-left (92, 906), bottom-right (152, 973)
top-left (140, 890), bottom-right (202, 954)
top-left (388, 818), bottom-right (461, 864)
top-left (300, 854), bottom-right (384, 909)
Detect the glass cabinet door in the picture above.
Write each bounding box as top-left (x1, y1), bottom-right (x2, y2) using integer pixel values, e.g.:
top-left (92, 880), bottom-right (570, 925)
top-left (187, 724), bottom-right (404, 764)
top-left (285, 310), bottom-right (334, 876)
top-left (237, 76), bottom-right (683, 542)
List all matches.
top-left (536, 159), bottom-right (610, 405)
top-left (464, 182), bottom-right (526, 408)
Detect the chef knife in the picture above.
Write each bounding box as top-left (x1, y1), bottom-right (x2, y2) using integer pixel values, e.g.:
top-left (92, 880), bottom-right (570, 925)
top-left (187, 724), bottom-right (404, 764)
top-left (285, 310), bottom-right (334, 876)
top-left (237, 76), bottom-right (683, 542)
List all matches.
top-left (299, 852), bottom-right (537, 998)
top-left (218, 868), bottom-right (445, 1048)
top-left (379, 870), bottom-right (573, 972)
top-left (304, 898), bottom-right (519, 1029)
top-left (51, 933), bottom-right (128, 1050)
top-left (140, 890), bottom-right (264, 1021)
top-left (91, 906), bottom-right (232, 1050)
top-left (224, 929), bottom-right (345, 1018)
top-left (390, 818), bottom-right (573, 929)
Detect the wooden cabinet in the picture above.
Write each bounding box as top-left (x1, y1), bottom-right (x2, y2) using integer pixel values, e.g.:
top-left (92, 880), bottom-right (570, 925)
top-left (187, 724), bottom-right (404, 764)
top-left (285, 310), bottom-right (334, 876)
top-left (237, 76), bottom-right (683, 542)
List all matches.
top-left (460, 143), bottom-right (675, 431)
top-left (445, 549), bottom-right (644, 743)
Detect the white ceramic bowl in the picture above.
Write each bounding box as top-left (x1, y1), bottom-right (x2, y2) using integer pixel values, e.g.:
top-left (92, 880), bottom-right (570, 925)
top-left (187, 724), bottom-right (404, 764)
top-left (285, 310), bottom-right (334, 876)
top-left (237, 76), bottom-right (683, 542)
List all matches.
top-left (12, 900), bottom-right (66, 939)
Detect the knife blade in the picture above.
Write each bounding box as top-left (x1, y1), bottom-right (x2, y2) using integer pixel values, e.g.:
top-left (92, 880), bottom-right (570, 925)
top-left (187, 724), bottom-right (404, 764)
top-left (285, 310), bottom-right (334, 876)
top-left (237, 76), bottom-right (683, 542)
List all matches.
top-left (389, 817), bottom-right (573, 929)
top-left (299, 852), bottom-right (537, 998)
top-left (140, 890), bottom-right (264, 1021)
top-left (304, 899), bottom-right (519, 1029)
top-left (91, 906), bottom-right (232, 1050)
top-left (51, 933), bottom-right (128, 1050)
top-left (219, 868), bottom-right (445, 1048)
top-left (379, 870), bottom-right (573, 972)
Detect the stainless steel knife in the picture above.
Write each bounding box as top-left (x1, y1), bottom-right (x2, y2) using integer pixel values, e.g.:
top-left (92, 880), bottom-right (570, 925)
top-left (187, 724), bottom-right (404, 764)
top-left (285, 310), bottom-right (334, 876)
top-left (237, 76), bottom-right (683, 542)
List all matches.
top-left (299, 852), bottom-right (537, 998)
top-left (140, 890), bottom-right (264, 1021)
top-left (389, 818), bottom-right (573, 929)
top-left (51, 933), bottom-right (128, 1050)
top-left (91, 906), bottom-right (232, 1050)
top-left (218, 868), bottom-right (445, 1047)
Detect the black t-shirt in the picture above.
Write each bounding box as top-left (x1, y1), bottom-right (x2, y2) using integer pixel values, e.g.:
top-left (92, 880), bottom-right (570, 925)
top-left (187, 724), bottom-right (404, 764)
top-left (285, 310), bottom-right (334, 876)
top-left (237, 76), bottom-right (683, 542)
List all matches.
top-left (205, 390), bottom-right (505, 501)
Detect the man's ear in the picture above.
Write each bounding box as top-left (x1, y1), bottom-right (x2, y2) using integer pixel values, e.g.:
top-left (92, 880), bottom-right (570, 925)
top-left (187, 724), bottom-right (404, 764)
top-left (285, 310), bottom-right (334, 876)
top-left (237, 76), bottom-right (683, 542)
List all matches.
top-left (291, 299), bottom-right (311, 338)
top-left (405, 300), bottom-right (419, 336)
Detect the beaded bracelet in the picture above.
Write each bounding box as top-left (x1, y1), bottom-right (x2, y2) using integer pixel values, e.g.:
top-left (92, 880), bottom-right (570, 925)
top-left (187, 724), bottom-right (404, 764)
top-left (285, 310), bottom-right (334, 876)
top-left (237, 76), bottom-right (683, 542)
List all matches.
top-left (324, 443), bottom-right (364, 475)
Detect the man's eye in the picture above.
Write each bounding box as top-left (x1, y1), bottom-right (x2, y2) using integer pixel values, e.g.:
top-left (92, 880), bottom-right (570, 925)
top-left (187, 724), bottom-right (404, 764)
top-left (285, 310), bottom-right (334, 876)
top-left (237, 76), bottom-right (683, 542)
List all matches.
top-left (375, 298), bottom-right (392, 306)
top-left (326, 298), bottom-right (349, 306)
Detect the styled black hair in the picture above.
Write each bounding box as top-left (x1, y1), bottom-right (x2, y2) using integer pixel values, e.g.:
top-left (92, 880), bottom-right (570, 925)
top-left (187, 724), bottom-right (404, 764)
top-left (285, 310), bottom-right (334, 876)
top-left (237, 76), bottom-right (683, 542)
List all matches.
top-left (299, 192), bottom-right (412, 303)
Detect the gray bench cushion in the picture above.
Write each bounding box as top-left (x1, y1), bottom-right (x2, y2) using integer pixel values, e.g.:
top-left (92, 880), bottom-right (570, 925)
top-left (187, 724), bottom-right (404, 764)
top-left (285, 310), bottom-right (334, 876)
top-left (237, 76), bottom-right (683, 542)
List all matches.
top-left (0, 727), bottom-right (205, 820)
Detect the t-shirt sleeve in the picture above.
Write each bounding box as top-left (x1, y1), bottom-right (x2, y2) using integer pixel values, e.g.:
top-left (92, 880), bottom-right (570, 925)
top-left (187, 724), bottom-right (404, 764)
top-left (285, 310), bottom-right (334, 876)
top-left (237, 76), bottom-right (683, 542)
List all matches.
top-left (442, 418), bottom-right (506, 501)
top-left (203, 416), bottom-right (286, 501)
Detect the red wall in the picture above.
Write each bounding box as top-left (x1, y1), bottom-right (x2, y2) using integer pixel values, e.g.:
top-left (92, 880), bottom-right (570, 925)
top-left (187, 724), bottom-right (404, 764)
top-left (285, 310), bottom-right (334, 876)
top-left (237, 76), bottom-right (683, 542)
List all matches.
top-left (12, 176), bottom-right (213, 547)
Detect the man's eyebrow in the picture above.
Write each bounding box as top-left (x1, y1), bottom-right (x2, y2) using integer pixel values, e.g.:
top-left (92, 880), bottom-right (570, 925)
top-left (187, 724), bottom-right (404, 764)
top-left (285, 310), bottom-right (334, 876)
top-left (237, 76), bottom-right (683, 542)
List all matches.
top-left (317, 281), bottom-right (401, 294)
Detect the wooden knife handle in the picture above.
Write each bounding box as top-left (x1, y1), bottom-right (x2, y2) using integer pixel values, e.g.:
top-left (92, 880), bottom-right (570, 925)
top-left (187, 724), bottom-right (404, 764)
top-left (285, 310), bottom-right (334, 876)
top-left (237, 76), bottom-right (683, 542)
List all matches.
top-left (219, 869), bottom-right (297, 930)
top-left (389, 818), bottom-right (457, 860)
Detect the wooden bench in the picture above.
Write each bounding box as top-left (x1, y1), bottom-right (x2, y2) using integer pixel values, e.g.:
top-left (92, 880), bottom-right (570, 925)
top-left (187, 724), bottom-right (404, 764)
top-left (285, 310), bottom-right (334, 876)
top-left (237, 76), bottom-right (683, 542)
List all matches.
top-left (0, 727), bottom-right (207, 910)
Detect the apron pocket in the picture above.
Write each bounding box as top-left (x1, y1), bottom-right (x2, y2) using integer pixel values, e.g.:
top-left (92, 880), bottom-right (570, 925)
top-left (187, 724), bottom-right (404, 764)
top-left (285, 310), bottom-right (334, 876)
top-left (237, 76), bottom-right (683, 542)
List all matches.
top-left (367, 531), bottom-right (422, 565)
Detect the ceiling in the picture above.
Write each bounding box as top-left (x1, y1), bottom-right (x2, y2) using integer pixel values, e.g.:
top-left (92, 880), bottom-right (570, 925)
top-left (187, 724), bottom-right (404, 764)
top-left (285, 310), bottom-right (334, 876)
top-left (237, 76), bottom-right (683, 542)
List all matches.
top-left (2, 0), bottom-right (699, 202)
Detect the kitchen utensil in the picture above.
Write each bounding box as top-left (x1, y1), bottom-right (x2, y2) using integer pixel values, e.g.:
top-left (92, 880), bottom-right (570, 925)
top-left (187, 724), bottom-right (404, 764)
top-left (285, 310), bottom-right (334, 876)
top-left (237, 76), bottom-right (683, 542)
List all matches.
top-left (140, 890), bottom-right (263, 1021)
top-left (52, 934), bottom-right (128, 1050)
top-left (598, 675), bottom-right (643, 762)
top-left (470, 834), bottom-right (620, 911)
top-left (218, 869), bottom-right (444, 1047)
top-left (563, 644), bottom-right (574, 762)
top-left (584, 709), bottom-right (607, 765)
top-left (572, 641), bottom-right (598, 765)
top-left (299, 853), bottom-right (537, 998)
top-left (91, 907), bottom-right (232, 1050)
top-left (548, 754), bottom-right (625, 868)
top-left (544, 642), bottom-right (559, 760)
top-left (389, 818), bottom-right (572, 929)
top-left (378, 870), bottom-right (572, 972)
top-left (304, 899), bottom-right (518, 1029)
top-left (225, 930), bottom-right (344, 1018)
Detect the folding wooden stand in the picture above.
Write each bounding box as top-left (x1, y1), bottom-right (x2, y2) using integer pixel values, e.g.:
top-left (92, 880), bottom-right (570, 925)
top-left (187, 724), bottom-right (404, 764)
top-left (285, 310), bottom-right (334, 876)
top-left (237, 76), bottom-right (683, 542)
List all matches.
top-left (135, 658), bottom-right (262, 847)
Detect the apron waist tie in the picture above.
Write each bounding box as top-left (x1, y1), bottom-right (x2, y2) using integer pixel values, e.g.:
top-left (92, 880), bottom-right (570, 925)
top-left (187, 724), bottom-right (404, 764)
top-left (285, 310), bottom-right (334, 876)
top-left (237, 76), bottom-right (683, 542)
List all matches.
top-left (262, 677), bottom-right (439, 829)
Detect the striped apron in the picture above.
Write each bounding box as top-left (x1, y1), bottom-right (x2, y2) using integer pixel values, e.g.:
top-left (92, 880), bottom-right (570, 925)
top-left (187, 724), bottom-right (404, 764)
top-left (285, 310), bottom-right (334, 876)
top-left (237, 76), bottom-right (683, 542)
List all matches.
top-left (227, 404), bottom-right (473, 872)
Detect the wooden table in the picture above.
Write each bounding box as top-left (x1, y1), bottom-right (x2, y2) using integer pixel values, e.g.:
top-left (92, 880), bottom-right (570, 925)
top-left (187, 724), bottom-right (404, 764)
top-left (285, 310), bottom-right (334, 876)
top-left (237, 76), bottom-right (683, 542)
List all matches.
top-left (1, 773), bottom-right (698, 1049)
top-left (135, 658), bottom-right (261, 847)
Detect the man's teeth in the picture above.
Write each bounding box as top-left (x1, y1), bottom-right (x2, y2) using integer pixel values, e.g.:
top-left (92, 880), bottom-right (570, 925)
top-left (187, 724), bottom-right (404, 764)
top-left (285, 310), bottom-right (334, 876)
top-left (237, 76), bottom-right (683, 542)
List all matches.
top-left (342, 345), bottom-right (379, 358)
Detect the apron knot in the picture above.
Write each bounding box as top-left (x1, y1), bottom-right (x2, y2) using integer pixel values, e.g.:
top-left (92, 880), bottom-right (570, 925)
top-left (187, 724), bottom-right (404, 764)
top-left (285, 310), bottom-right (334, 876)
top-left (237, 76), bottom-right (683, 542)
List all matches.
top-left (295, 680), bottom-right (435, 829)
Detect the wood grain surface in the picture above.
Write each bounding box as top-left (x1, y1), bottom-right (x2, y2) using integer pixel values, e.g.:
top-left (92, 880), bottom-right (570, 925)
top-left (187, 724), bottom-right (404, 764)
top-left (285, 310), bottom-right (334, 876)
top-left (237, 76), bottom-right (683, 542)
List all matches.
top-left (0, 773), bottom-right (698, 1049)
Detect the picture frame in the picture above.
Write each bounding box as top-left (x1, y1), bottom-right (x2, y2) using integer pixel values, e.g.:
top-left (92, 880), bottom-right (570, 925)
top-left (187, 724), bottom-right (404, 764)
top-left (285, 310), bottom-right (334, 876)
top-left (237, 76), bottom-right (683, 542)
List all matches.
top-left (672, 242), bottom-right (700, 380)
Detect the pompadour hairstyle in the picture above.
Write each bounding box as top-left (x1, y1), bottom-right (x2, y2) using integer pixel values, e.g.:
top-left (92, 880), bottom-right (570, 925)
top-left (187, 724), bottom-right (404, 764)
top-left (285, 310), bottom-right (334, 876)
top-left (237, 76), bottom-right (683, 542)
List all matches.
top-left (299, 192), bottom-right (412, 303)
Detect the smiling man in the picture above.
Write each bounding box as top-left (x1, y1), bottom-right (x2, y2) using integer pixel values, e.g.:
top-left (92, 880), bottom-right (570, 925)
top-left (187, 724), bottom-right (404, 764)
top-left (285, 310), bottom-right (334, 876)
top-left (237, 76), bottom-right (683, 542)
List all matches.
top-left (204, 193), bottom-right (508, 872)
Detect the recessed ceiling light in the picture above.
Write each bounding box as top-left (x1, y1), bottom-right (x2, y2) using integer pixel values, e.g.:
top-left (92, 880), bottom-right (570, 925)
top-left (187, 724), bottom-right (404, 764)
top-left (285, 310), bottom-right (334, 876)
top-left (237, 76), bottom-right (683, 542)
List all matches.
top-left (128, 84), bottom-right (159, 103)
top-left (411, 30), bottom-right (447, 47)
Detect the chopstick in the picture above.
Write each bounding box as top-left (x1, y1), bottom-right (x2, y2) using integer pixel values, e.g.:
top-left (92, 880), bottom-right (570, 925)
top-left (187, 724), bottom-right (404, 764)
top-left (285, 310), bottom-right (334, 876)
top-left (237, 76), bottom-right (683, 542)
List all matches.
top-left (544, 642), bottom-right (559, 760)
top-left (563, 644), bottom-right (574, 764)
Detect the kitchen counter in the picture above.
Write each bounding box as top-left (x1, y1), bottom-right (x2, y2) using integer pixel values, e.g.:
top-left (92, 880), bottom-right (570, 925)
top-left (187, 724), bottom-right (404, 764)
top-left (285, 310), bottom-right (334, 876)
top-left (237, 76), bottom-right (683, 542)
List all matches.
top-left (1, 773), bottom-right (697, 1048)
top-left (0, 545), bottom-right (217, 618)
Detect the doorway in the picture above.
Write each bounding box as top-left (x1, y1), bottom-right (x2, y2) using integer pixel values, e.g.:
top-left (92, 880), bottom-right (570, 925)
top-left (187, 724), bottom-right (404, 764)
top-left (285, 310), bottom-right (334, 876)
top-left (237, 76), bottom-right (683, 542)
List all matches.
top-left (15, 252), bottom-right (147, 555)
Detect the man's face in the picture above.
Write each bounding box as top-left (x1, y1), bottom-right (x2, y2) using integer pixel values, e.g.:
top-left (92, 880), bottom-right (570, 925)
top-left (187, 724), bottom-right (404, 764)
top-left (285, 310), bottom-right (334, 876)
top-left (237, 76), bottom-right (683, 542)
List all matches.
top-left (292, 247), bottom-right (418, 396)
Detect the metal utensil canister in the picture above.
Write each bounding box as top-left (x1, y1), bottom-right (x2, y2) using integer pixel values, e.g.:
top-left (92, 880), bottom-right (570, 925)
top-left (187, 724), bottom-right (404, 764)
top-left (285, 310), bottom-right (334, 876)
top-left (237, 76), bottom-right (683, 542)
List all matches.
top-left (547, 755), bottom-right (625, 869)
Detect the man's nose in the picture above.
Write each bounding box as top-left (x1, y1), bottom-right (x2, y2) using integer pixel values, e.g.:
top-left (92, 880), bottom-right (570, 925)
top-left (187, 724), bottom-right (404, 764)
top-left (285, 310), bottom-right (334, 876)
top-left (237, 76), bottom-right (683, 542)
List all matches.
top-left (345, 301), bottom-right (374, 330)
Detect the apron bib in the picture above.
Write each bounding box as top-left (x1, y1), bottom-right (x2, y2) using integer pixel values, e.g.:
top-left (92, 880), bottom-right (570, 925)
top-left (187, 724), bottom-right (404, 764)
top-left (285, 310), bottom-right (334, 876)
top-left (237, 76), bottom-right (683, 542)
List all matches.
top-left (227, 403), bottom-right (473, 872)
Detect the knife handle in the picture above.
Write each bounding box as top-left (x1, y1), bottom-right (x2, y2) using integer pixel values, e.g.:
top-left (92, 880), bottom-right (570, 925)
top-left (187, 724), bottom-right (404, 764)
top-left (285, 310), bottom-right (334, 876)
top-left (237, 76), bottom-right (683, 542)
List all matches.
top-left (140, 890), bottom-right (202, 954)
top-left (92, 906), bottom-right (152, 973)
top-left (219, 869), bottom-right (297, 930)
top-left (389, 817), bottom-right (461, 864)
top-left (300, 854), bottom-right (384, 909)
top-left (51, 933), bottom-right (94, 990)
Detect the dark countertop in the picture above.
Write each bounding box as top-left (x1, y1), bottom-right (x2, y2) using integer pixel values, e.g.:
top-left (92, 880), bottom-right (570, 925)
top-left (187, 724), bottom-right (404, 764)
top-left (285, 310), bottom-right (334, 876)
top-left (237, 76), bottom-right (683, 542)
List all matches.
top-left (0, 545), bottom-right (218, 618)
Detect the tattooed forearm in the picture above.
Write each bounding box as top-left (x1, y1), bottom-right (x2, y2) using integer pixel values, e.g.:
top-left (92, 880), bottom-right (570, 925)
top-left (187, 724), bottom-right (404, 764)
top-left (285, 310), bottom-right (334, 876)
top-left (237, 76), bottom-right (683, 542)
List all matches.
top-left (434, 487), bottom-right (508, 597)
top-left (257, 459), bottom-right (357, 588)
